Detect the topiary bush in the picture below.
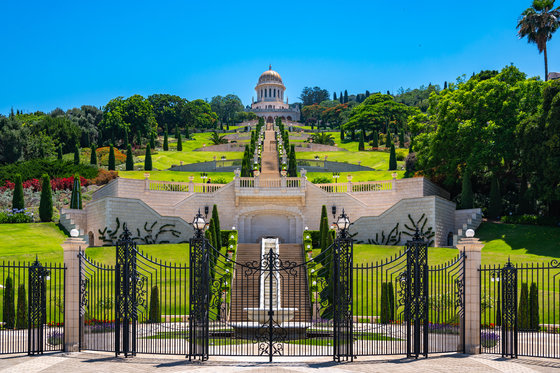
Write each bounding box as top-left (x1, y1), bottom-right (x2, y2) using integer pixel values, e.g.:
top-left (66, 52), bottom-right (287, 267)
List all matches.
top-left (518, 282), bottom-right (529, 330)
top-left (74, 144), bottom-right (80, 165)
top-left (126, 144), bottom-right (134, 171)
top-left (12, 174), bottom-right (24, 211)
top-left (388, 144), bottom-right (397, 171)
top-left (90, 145), bottom-right (97, 165)
top-left (39, 174), bottom-right (53, 222)
top-left (148, 285), bottom-right (160, 323)
top-left (163, 131), bottom-right (169, 151)
top-left (2, 276), bottom-right (15, 329)
top-left (69, 175), bottom-right (82, 209)
top-left (108, 144), bottom-right (116, 171)
top-left (529, 282), bottom-right (539, 331)
top-left (144, 144), bottom-right (152, 171)
top-left (0, 160), bottom-right (98, 184)
top-left (16, 284), bottom-right (27, 329)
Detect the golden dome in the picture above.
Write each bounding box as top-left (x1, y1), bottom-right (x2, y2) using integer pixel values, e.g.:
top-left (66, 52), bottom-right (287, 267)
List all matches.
top-left (258, 65), bottom-right (283, 84)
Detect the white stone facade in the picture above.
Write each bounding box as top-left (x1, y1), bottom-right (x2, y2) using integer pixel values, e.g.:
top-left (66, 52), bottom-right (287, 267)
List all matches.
top-left (250, 66), bottom-right (300, 122)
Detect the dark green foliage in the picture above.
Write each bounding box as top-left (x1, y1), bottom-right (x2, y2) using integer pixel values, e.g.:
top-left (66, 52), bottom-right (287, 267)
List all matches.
top-left (212, 205), bottom-right (221, 249)
top-left (150, 133), bottom-right (155, 149)
top-left (148, 285), bottom-right (160, 323)
top-left (39, 174), bottom-right (53, 222)
top-left (70, 175), bottom-right (82, 209)
top-left (340, 129), bottom-right (344, 141)
top-left (90, 145), bottom-right (97, 165)
top-left (409, 136), bottom-right (414, 152)
top-left (288, 144), bottom-right (297, 177)
top-left (399, 130), bottom-right (405, 146)
top-left (529, 282), bottom-right (539, 331)
top-left (488, 175), bottom-right (503, 219)
top-left (74, 144), bottom-right (80, 165)
top-left (126, 144), bottom-right (134, 171)
top-left (387, 282), bottom-right (395, 320)
top-left (16, 284), bottom-right (27, 329)
top-left (380, 283), bottom-right (395, 323)
top-left (185, 126), bottom-right (189, 140)
top-left (137, 130), bottom-right (142, 146)
top-left (0, 160), bottom-right (97, 184)
top-left (163, 131), bottom-right (169, 151)
top-left (496, 301), bottom-right (502, 326)
top-left (57, 145), bottom-right (63, 161)
top-left (12, 174), bottom-right (24, 210)
top-left (518, 282), bottom-right (529, 330)
top-left (320, 216), bottom-right (329, 254)
top-left (177, 131), bottom-right (183, 151)
top-left (144, 144), bottom-right (152, 171)
top-left (386, 132), bottom-right (392, 148)
top-left (372, 131), bottom-right (378, 147)
top-left (388, 144), bottom-right (397, 170)
top-left (358, 131), bottom-right (365, 151)
top-left (460, 170), bottom-right (474, 209)
top-left (2, 277), bottom-right (15, 329)
top-left (108, 144), bottom-right (115, 171)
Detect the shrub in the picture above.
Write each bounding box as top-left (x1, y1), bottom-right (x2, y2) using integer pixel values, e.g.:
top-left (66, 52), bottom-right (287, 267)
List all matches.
top-left (212, 177), bottom-right (228, 184)
top-left (16, 284), bottom-right (27, 329)
top-left (500, 214), bottom-right (560, 226)
top-left (177, 132), bottom-right (183, 151)
top-left (39, 174), bottom-right (53, 222)
top-left (90, 145), bottom-right (97, 165)
top-left (47, 331), bottom-right (64, 346)
top-left (108, 144), bottom-right (115, 171)
top-left (395, 149), bottom-right (407, 161)
top-left (0, 159), bottom-right (98, 184)
top-left (518, 282), bottom-right (529, 330)
top-left (148, 285), bottom-right (160, 323)
top-left (126, 144), bottom-right (134, 171)
top-left (388, 144), bottom-right (397, 171)
top-left (144, 144), bottom-right (152, 171)
top-left (358, 131), bottom-right (365, 151)
top-left (311, 176), bottom-right (331, 184)
top-left (481, 332), bottom-right (500, 348)
top-left (12, 174), bottom-right (24, 210)
top-left (0, 208), bottom-right (34, 223)
top-left (529, 282), bottom-right (539, 331)
top-left (2, 276), bottom-right (15, 329)
top-left (163, 131), bottom-right (169, 151)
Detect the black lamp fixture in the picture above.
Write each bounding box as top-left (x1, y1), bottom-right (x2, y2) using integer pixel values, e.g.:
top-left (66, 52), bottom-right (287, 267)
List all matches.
top-left (331, 205), bottom-right (337, 219)
top-left (335, 209), bottom-right (350, 236)
top-left (204, 206), bottom-right (209, 217)
top-left (192, 209), bottom-right (207, 237)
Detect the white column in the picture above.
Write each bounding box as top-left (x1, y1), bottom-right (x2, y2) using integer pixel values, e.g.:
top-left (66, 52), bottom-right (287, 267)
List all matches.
top-left (62, 236), bottom-right (87, 352)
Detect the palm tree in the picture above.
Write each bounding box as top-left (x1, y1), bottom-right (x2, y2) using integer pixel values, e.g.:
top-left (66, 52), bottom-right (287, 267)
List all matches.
top-left (310, 133), bottom-right (335, 146)
top-left (517, 0), bottom-right (560, 81)
top-left (210, 132), bottom-right (228, 145)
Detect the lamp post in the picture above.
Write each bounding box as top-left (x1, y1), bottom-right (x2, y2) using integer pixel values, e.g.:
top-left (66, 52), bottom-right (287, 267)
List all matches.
top-left (335, 209), bottom-right (350, 239)
top-left (192, 209), bottom-right (207, 238)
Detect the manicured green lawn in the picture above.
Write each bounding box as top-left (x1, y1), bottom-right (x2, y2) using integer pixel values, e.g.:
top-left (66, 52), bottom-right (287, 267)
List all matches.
top-left (297, 150), bottom-right (404, 170)
top-left (306, 170), bottom-right (405, 182)
top-left (85, 243), bottom-right (190, 265)
top-left (119, 170), bottom-right (235, 183)
top-left (0, 223), bottom-right (66, 263)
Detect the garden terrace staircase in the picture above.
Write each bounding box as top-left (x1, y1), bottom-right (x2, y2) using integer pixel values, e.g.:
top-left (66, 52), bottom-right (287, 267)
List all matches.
top-left (230, 243), bottom-right (311, 323)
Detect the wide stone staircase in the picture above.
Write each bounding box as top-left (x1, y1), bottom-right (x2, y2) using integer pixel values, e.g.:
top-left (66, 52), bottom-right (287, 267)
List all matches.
top-left (230, 243), bottom-right (311, 323)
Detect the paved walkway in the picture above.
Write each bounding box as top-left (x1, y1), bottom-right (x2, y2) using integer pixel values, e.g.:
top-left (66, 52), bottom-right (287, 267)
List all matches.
top-left (259, 123), bottom-right (279, 180)
top-left (2, 352), bottom-right (560, 373)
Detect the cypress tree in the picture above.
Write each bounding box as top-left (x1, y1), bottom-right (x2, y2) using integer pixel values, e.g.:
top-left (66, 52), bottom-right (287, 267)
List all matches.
top-left (90, 145), bottom-right (97, 165)
top-left (372, 131), bottom-right (379, 148)
top-left (2, 277), bottom-right (15, 329)
top-left (150, 133), bottom-right (155, 149)
top-left (358, 131), bottom-right (365, 151)
top-left (333, 92), bottom-right (337, 101)
top-left (16, 284), bottom-right (27, 329)
top-left (39, 174), bottom-right (53, 222)
top-left (399, 130), bottom-right (405, 147)
top-left (108, 144), bottom-right (115, 171)
top-left (74, 144), bottom-right (80, 165)
top-left (177, 132), bottom-right (183, 151)
top-left (388, 144), bottom-right (397, 170)
top-left (212, 204), bottom-right (221, 249)
top-left (529, 283), bottom-right (539, 331)
top-left (344, 90), bottom-right (348, 103)
top-left (340, 129), bottom-right (345, 141)
top-left (496, 301), bottom-right (502, 326)
top-left (12, 174), bottom-right (24, 211)
top-left (340, 92), bottom-right (343, 104)
top-left (409, 136), bottom-right (414, 152)
top-left (288, 144), bottom-right (297, 177)
top-left (320, 216), bottom-right (329, 254)
top-left (518, 283), bottom-right (529, 330)
top-left (70, 175), bottom-right (82, 209)
top-left (163, 130), bottom-right (169, 151)
top-left (185, 125), bottom-right (190, 140)
top-left (386, 132), bottom-right (392, 148)
top-left (380, 283), bottom-right (389, 323)
top-left (57, 144), bottom-right (63, 160)
top-left (124, 129), bottom-right (129, 149)
top-left (488, 175), bottom-right (503, 219)
top-left (460, 170), bottom-right (474, 209)
top-left (126, 144), bottom-right (134, 171)
top-left (387, 282), bottom-right (395, 320)
top-left (148, 285), bottom-right (160, 323)
top-left (319, 205), bottom-right (328, 249)
top-left (144, 144), bottom-right (152, 171)
top-left (137, 130), bottom-right (142, 146)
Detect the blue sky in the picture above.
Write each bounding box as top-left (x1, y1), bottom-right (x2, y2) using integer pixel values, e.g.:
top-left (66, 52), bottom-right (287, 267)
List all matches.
top-left (1, 0), bottom-right (557, 114)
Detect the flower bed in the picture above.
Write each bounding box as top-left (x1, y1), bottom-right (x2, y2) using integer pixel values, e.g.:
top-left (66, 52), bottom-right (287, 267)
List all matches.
top-left (481, 331), bottom-right (500, 348)
top-left (0, 208), bottom-right (34, 223)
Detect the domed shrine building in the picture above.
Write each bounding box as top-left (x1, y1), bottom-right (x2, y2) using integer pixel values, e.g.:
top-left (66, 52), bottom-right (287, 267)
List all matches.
top-left (250, 66), bottom-right (300, 122)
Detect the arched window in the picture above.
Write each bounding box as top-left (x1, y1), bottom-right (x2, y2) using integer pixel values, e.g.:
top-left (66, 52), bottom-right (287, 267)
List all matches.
top-left (269, 88), bottom-right (271, 97)
top-left (265, 89), bottom-right (267, 98)
top-left (274, 89), bottom-right (276, 98)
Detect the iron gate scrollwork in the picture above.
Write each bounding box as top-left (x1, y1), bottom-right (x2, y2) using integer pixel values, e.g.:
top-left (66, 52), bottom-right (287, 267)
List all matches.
top-left (405, 230), bottom-right (428, 359)
top-left (501, 260), bottom-right (517, 358)
top-left (28, 258), bottom-right (50, 355)
top-left (333, 230), bottom-right (353, 362)
top-left (188, 230), bottom-right (210, 361)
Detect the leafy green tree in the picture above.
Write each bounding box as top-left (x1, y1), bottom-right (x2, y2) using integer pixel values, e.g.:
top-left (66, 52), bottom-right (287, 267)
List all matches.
top-left (163, 130), bottom-right (169, 151)
top-left (210, 94), bottom-right (244, 126)
top-left (358, 131), bottom-right (365, 151)
top-left (100, 95), bottom-right (157, 144)
top-left (210, 132), bottom-right (228, 145)
top-left (399, 130), bottom-right (405, 147)
top-left (488, 175), bottom-right (503, 219)
top-left (74, 144), bottom-right (80, 165)
top-left (126, 144), bottom-right (134, 171)
top-left (148, 285), bottom-right (160, 323)
top-left (388, 144), bottom-right (397, 170)
top-left (90, 145), bottom-right (97, 165)
top-left (372, 131), bottom-right (379, 147)
top-left (144, 144), bottom-right (152, 171)
top-left (108, 144), bottom-right (115, 171)
top-left (147, 94), bottom-right (187, 133)
top-left (57, 145), bottom-right (63, 161)
top-left (2, 277), bottom-right (15, 329)
top-left (311, 133), bottom-right (335, 145)
top-left (39, 174), bottom-right (53, 222)
top-left (299, 86), bottom-right (330, 106)
top-left (461, 169), bottom-right (474, 209)
top-left (185, 125), bottom-right (190, 139)
top-left (340, 129), bottom-right (345, 141)
top-left (517, 0), bottom-right (560, 80)
top-left (70, 175), bottom-right (82, 209)
top-left (16, 284), bottom-right (27, 329)
top-left (12, 174), bottom-right (24, 211)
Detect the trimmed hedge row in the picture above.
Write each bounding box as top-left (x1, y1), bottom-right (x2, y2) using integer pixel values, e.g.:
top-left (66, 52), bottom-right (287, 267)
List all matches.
top-left (0, 159), bottom-right (98, 186)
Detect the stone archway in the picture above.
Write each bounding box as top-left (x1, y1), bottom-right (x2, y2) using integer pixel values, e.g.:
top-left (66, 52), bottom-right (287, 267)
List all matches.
top-left (267, 116), bottom-right (273, 123)
top-left (236, 205), bottom-right (303, 243)
top-left (287, 116), bottom-right (292, 121)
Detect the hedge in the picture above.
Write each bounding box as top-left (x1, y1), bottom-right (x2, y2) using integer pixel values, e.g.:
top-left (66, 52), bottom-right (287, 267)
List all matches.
top-left (0, 159), bottom-right (98, 185)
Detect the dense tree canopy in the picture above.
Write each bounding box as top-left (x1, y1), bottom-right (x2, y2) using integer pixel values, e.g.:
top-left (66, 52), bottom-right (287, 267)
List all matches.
top-left (210, 94), bottom-right (244, 125)
top-left (299, 86), bottom-right (330, 106)
top-left (344, 93), bottom-right (414, 134)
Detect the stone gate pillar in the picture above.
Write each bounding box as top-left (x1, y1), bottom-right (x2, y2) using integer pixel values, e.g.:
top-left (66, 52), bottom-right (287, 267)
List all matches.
top-left (457, 232), bottom-right (484, 354)
top-left (62, 233), bottom-right (87, 352)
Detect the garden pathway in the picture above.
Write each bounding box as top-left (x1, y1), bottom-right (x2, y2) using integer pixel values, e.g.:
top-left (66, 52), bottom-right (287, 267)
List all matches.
top-left (259, 123), bottom-right (279, 180)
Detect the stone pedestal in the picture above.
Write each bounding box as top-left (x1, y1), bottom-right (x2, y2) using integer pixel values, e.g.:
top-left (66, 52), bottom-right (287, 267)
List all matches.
top-left (457, 236), bottom-right (484, 354)
top-left (62, 237), bottom-right (87, 352)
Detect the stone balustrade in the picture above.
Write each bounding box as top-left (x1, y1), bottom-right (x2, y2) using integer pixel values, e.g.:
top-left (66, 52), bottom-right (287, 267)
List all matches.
top-left (147, 180), bottom-right (224, 193)
top-left (316, 180), bottom-right (394, 193)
